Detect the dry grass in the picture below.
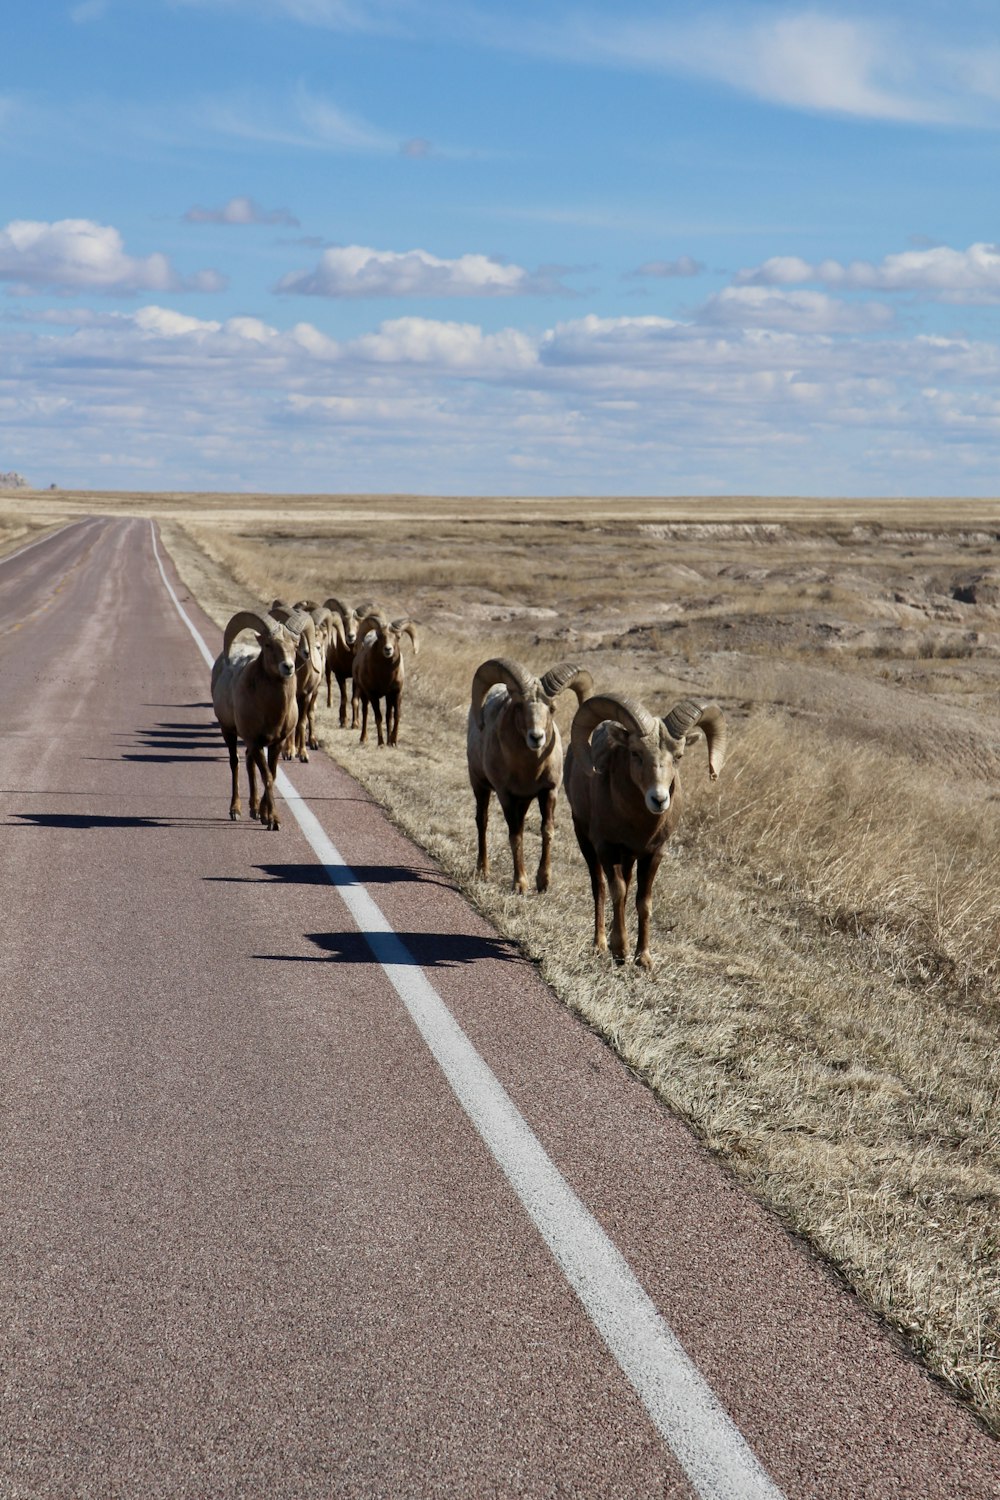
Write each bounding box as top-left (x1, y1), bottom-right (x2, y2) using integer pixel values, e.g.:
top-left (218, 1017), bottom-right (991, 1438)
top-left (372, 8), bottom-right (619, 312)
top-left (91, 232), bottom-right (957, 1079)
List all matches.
top-left (12, 489), bottom-right (1000, 1434)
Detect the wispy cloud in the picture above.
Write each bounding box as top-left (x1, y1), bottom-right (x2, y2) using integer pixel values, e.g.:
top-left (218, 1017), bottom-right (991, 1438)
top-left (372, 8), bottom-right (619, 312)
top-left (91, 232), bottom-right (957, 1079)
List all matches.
top-left (0, 219), bottom-right (226, 296)
top-left (183, 195), bottom-right (300, 226)
top-left (626, 256), bottom-right (705, 280)
top-left (276, 243), bottom-right (571, 297)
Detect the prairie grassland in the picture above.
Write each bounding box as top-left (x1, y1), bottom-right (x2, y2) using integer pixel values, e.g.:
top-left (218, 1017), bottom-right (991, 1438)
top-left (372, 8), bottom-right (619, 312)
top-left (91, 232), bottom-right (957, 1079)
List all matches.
top-left (10, 490), bottom-right (1000, 1433)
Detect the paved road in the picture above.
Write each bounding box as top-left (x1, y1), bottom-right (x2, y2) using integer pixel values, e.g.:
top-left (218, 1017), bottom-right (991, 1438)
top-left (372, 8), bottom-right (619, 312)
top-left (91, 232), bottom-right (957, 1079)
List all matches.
top-left (1, 515), bottom-right (998, 1499)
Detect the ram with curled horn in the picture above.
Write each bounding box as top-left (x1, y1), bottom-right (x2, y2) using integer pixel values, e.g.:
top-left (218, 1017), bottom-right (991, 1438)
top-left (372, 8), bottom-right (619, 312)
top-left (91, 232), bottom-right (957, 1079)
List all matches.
top-left (210, 610), bottom-right (299, 831)
top-left (352, 614), bottom-right (419, 747)
top-left (322, 595), bottom-right (379, 730)
top-left (467, 656), bottom-right (594, 894)
top-left (564, 692), bottom-right (726, 968)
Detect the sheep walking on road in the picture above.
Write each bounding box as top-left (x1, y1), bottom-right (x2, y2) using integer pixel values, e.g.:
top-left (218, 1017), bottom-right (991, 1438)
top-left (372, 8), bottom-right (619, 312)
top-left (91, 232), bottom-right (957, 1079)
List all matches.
top-left (210, 610), bottom-right (299, 831)
top-left (564, 693), bottom-right (726, 967)
top-left (467, 657), bottom-right (593, 893)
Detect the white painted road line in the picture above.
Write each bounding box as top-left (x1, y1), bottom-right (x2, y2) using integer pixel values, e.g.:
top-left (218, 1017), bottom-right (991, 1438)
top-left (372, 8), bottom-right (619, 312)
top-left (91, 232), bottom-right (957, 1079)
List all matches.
top-left (151, 520), bottom-right (788, 1500)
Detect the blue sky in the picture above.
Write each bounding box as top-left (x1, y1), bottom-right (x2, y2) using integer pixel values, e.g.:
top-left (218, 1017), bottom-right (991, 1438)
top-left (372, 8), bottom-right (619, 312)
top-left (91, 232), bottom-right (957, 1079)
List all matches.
top-left (5, 1), bottom-right (1000, 494)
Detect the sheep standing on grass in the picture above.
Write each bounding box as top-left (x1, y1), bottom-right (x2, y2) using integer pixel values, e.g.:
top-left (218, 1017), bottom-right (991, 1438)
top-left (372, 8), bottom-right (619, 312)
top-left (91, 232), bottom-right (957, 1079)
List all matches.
top-left (322, 596), bottom-right (372, 729)
top-left (210, 610), bottom-right (299, 831)
top-left (353, 613), bottom-right (418, 746)
top-left (564, 693), bottom-right (726, 968)
top-left (467, 657), bottom-right (593, 893)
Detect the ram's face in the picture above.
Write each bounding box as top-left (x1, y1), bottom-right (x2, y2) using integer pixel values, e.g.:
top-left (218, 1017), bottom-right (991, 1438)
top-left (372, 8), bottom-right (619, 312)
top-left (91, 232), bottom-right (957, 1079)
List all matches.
top-left (344, 615), bottom-right (359, 646)
top-left (627, 726), bottom-right (679, 816)
top-left (381, 630), bottom-right (400, 661)
top-left (515, 690), bottom-right (553, 754)
top-left (262, 629), bottom-right (297, 679)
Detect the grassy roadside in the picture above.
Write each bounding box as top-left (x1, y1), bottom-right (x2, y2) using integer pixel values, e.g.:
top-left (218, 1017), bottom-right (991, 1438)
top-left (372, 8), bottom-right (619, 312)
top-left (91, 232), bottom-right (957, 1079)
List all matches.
top-left (144, 500), bottom-right (1000, 1437)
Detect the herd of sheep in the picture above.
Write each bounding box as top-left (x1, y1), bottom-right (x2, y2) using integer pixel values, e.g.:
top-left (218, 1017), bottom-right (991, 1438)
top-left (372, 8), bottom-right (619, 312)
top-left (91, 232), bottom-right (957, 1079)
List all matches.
top-left (211, 597), bottom-right (726, 968)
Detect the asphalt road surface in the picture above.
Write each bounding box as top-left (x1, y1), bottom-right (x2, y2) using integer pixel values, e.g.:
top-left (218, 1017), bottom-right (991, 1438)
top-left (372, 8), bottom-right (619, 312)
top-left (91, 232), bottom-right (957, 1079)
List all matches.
top-left (2, 515), bottom-right (999, 1499)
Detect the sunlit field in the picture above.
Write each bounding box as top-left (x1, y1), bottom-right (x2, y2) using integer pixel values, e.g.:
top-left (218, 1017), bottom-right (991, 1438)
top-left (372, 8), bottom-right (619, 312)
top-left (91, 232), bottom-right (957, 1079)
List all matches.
top-left (10, 488), bottom-right (1000, 1435)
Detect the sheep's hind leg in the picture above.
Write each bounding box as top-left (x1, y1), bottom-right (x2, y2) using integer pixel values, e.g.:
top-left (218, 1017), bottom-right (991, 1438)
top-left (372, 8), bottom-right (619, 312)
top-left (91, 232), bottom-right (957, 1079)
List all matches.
top-left (473, 783), bottom-right (491, 877)
top-left (573, 822), bottom-right (607, 953)
top-left (386, 689), bottom-right (400, 746)
top-left (222, 728), bottom-right (241, 820)
top-left (535, 787), bottom-right (556, 892)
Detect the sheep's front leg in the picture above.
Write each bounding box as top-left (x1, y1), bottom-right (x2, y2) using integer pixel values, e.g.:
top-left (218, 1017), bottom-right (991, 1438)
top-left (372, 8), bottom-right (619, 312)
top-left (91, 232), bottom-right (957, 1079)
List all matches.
top-left (372, 696), bottom-right (386, 747)
top-left (634, 852), bottom-right (661, 969)
top-left (350, 681), bottom-right (360, 730)
top-left (536, 787), bottom-right (556, 892)
top-left (359, 695), bottom-right (370, 745)
top-left (386, 688), bottom-right (400, 746)
top-left (336, 673), bottom-right (348, 727)
top-left (501, 795), bottom-right (530, 893)
top-left (260, 743), bottom-right (282, 831)
top-left (605, 858), bottom-right (631, 964)
top-left (245, 744), bottom-right (261, 821)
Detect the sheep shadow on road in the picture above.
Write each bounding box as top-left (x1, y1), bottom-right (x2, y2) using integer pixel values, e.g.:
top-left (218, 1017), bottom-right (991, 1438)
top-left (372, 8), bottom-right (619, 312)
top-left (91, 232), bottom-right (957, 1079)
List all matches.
top-left (206, 861), bottom-right (455, 891)
top-left (258, 928), bottom-right (526, 969)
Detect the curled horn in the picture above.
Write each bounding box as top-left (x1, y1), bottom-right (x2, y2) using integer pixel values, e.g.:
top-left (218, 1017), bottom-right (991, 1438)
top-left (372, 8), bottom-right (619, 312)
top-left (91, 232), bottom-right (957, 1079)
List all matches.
top-left (323, 595), bottom-right (351, 620)
top-left (356, 613), bottom-right (386, 643)
top-left (294, 598), bottom-right (319, 612)
top-left (284, 608), bottom-right (322, 669)
top-left (270, 598), bottom-right (294, 623)
top-left (354, 601), bottom-right (385, 623)
top-left (540, 662), bottom-right (594, 705)
top-left (663, 698), bottom-right (727, 781)
top-left (324, 610), bottom-right (346, 649)
top-left (392, 618), bottom-right (419, 654)
top-left (571, 694), bottom-right (657, 764)
top-left (223, 610), bottom-right (282, 659)
top-left (471, 657), bottom-right (534, 727)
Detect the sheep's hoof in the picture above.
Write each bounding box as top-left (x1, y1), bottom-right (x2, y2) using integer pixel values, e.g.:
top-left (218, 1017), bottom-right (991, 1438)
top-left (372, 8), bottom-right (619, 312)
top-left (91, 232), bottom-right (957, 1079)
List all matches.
top-left (635, 952), bottom-right (654, 972)
top-left (229, 809), bottom-right (241, 822)
top-left (249, 807), bottom-right (260, 821)
top-left (298, 751), bottom-right (309, 763)
top-left (535, 873), bottom-right (550, 893)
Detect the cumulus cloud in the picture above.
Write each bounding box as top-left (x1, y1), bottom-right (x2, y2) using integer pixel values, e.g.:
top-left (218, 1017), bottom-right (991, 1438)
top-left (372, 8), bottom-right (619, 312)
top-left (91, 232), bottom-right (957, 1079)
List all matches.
top-left (183, 196), bottom-right (300, 227)
top-left (0, 219), bottom-right (226, 295)
top-left (276, 244), bottom-right (562, 298)
top-left (738, 241), bottom-right (1000, 303)
top-left (626, 256), bottom-right (705, 280)
top-left (10, 297), bottom-right (1000, 495)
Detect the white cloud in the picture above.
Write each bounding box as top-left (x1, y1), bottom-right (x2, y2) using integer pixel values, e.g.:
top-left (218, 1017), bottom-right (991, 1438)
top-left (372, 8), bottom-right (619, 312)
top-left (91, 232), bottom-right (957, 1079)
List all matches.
top-left (183, 196), bottom-right (300, 227)
top-left (276, 244), bottom-right (558, 298)
top-left (10, 298), bottom-right (1000, 495)
top-left (349, 316), bottom-right (536, 369)
top-left (699, 286), bottom-right (894, 333)
top-left (0, 219), bottom-right (226, 295)
top-left (738, 241), bottom-right (1000, 303)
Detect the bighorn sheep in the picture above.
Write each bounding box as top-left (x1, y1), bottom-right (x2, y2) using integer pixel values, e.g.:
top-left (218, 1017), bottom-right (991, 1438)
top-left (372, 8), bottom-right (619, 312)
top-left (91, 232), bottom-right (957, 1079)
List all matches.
top-left (353, 613), bottom-right (418, 746)
top-left (282, 607), bottom-right (326, 761)
top-left (564, 694), bottom-right (726, 968)
top-left (467, 657), bottom-right (593, 893)
top-left (210, 610), bottom-right (299, 831)
top-left (322, 596), bottom-right (372, 729)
